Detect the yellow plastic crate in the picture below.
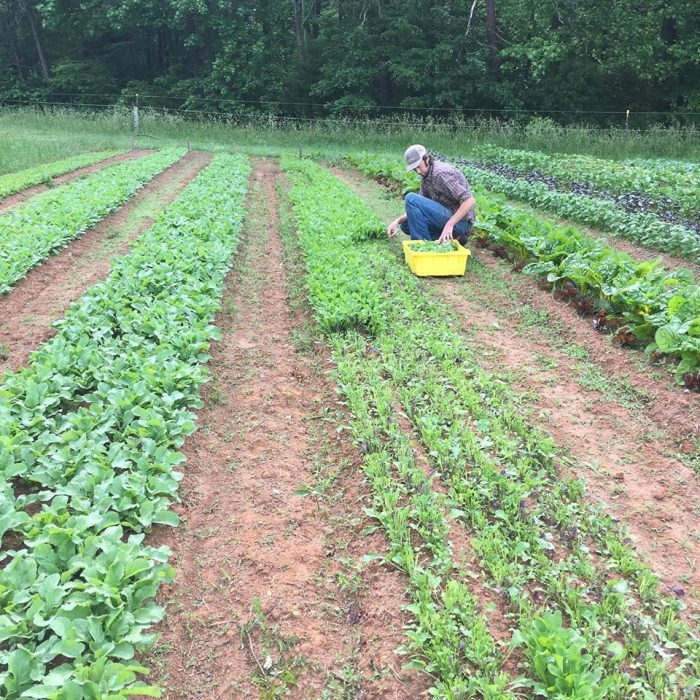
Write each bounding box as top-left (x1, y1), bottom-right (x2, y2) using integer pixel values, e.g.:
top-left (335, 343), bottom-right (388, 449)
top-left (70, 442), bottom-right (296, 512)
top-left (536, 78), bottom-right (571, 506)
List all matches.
top-left (402, 239), bottom-right (471, 277)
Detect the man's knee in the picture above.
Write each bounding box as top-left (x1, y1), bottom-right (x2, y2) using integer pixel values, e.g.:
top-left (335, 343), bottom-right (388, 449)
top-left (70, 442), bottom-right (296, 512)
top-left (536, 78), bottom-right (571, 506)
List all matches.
top-left (405, 192), bottom-right (419, 208)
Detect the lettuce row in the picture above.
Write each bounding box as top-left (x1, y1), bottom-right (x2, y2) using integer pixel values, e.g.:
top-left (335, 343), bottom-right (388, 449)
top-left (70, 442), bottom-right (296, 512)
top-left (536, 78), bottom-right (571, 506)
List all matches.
top-left (281, 156), bottom-right (386, 335)
top-left (452, 160), bottom-right (700, 265)
top-left (0, 153), bottom-right (250, 699)
top-left (0, 148), bottom-right (185, 296)
top-left (0, 150), bottom-right (126, 202)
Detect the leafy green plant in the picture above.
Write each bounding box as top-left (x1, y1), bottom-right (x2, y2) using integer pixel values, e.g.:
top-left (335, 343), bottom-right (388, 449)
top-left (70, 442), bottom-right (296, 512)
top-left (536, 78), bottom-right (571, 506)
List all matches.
top-left (0, 149), bottom-right (125, 201)
top-left (292, 158), bottom-right (700, 696)
top-left (454, 159), bottom-right (700, 264)
top-left (348, 152), bottom-right (700, 387)
top-left (0, 148), bottom-right (185, 296)
top-left (281, 156), bottom-right (387, 335)
top-left (408, 241), bottom-right (459, 253)
top-left (471, 145), bottom-right (699, 221)
top-left (0, 154), bottom-right (250, 698)
top-left (512, 612), bottom-right (615, 698)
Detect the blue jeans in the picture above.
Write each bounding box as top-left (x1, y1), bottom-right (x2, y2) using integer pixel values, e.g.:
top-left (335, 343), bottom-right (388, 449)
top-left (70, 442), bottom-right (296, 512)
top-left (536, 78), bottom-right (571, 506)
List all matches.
top-left (400, 192), bottom-right (473, 241)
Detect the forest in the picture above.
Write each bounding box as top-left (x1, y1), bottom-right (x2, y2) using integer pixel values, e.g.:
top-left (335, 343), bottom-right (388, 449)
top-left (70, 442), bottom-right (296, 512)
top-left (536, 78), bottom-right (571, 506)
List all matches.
top-left (1, 0), bottom-right (698, 127)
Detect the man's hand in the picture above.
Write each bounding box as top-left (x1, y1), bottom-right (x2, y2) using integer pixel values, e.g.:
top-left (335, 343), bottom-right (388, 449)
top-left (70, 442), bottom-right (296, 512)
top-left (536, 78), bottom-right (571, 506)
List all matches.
top-left (387, 217), bottom-right (403, 237)
top-left (438, 221), bottom-right (455, 242)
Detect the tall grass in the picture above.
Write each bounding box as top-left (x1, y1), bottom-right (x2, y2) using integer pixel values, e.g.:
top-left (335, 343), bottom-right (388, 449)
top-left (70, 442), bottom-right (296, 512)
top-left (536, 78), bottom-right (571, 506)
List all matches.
top-left (1, 106), bottom-right (698, 173)
top-left (0, 113), bottom-right (130, 175)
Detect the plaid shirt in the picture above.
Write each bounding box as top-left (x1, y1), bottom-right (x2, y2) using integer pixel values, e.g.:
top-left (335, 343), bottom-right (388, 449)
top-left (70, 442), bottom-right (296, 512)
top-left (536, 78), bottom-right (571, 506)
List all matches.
top-left (419, 160), bottom-right (476, 222)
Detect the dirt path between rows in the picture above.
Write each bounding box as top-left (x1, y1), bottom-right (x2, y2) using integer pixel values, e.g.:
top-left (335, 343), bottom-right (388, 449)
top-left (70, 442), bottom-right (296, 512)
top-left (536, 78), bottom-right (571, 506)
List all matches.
top-left (0, 149), bottom-right (154, 214)
top-left (436, 271), bottom-right (700, 612)
top-left (331, 164), bottom-right (700, 614)
top-left (0, 150), bottom-right (210, 373)
top-left (144, 158), bottom-right (426, 698)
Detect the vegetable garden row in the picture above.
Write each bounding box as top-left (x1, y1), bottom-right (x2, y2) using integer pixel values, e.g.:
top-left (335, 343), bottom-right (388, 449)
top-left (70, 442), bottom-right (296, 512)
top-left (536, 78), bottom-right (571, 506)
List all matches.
top-left (0, 151), bottom-right (127, 202)
top-left (431, 148), bottom-right (700, 264)
top-left (0, 146), bottom-right (698, 698)
top-left (0, 149), bottom-right (185, 296)
top-left (465, 145), bottom-right (699, 223)
top-left (1, 154), bottom-right (249, 698)
top-left (348, 154), bottom-right (700, 389)
top-left (281, 157), bottom-right (700, 697)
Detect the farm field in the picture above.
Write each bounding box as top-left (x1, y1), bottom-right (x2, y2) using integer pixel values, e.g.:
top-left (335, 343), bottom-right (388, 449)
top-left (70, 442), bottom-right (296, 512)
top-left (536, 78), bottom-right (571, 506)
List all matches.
top-left (0, 141), bottom-right (699, 699)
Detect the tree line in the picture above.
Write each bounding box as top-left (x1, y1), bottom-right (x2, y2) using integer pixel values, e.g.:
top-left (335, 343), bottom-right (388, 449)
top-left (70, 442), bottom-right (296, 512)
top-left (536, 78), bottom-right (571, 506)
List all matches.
top-left (1, 0), bottom-right (698, 126)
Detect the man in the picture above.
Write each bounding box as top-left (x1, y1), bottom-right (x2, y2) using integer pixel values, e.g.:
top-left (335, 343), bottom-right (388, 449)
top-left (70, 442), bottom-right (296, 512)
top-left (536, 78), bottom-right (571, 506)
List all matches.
top-left (386, 144), bottom-right (476, 246)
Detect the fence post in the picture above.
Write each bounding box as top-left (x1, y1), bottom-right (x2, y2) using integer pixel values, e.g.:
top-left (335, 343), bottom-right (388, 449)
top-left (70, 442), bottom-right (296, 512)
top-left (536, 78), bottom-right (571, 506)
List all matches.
top-left (133, 93), bottom-right (140, 135)
top-left (625, 109), bottom-right (630, 130)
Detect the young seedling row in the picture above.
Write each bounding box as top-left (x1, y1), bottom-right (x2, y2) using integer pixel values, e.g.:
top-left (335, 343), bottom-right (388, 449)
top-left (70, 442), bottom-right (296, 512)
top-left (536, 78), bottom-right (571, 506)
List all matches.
top-left (281, 156), bottom-right (700, 698)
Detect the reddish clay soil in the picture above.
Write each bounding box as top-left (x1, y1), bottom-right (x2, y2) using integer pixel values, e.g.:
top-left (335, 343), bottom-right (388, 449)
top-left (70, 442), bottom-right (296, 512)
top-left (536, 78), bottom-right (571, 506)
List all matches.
top-left (332, 164), bottom-right (700, 613)
top-left (0, 149), bottom-right (154, 214)
top-left (0, 150), bottom-right (210, 373)
top-left (145, 159), bottom-right (427, 699)
top-left (436, 273), bottom-right (700, 611)
top-left (474, 252), bottom-right (700, 445)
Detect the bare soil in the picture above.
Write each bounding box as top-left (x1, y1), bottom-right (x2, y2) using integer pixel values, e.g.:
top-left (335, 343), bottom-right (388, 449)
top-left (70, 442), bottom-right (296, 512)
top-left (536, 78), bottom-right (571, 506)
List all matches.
top-left (0, 150), bottom-right (210, 372)
top-left (331, 163), bottom-right (700, 613)
top-left (145, 159), bottom-right (427, 698)
top-left (0, 149), bottom-right (154, 214)
top-left (437, 271), bottom-right (700, 611)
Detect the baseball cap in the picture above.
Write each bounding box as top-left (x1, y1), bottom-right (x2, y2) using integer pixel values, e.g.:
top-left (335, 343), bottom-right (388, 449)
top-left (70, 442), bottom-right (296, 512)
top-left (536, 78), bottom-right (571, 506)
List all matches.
top-left (405, 144), bottom-right (427, 171)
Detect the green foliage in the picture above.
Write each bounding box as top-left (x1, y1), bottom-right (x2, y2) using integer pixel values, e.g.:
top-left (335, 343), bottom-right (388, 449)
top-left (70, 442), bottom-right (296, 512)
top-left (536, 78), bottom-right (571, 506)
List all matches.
top-left (297, 165), bottom-right (700, 696)
top-left (0, 153), bottom-right (250, 698)
top-left (50, 59), bottom-right (117, 100)
top-left (472, 145), bottom-right (700, 219)
top-left (456, 161), bottom-right (700, 264)
top-left (0, 149), bottom-right (124, 200)
top-left (349, 151), bottom-right (700, 383)
top-left (512, 612), bottom-right (614, 698)
top-left (0, 149), bottom-right (185, 296)
top-left (2, 0), bottom-right (699, 126)
top-left (408, 241), bottom-right (458, 254)
top-left (281, 156), bottom-right (386, 335)
top-left (650, 288), bottom-right (700, 381)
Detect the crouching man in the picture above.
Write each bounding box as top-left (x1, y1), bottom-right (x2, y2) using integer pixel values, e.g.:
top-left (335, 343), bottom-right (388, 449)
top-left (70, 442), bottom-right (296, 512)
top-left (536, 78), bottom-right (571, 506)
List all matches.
top-left (387, 144), bottom-right (476, 246)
